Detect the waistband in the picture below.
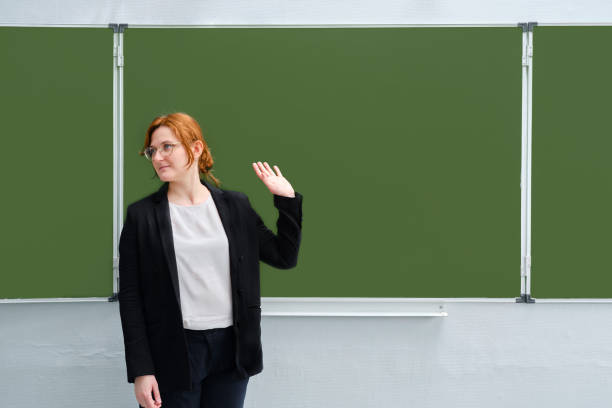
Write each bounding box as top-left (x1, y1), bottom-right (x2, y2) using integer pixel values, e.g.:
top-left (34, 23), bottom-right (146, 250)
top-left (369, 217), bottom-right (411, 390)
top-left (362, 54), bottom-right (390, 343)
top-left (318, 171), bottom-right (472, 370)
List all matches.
top-left (184, 325), bottom-right (234, 336)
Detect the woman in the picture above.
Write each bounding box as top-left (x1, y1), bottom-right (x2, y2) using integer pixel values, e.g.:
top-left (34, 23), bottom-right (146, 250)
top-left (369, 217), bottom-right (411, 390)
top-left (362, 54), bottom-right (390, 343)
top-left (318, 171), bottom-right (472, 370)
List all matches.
top-left (118, 112), bottom-right (303, 408)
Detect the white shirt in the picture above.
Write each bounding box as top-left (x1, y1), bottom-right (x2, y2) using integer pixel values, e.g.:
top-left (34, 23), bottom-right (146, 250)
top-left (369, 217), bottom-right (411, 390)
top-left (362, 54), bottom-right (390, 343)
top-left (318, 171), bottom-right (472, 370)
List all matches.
top-left (168, 196), bottom-right (233, 330)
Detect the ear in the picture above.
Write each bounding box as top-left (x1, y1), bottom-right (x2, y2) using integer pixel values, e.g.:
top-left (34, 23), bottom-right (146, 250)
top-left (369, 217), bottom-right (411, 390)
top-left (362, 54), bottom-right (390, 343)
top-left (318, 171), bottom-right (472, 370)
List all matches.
top-left (192, 140), bottom-right (204, 158)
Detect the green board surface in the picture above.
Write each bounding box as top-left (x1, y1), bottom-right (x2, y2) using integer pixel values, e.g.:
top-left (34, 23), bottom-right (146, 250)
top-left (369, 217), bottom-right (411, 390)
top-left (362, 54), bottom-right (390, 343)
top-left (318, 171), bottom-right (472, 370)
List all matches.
top-left (532, 26), bottom-right (612, 298)
top-left (124, 28), bottom-right (522, 297)
top-left (0, 28), bottom-right (113, 298)
top-left (3, 26), bottom-right (610, 299)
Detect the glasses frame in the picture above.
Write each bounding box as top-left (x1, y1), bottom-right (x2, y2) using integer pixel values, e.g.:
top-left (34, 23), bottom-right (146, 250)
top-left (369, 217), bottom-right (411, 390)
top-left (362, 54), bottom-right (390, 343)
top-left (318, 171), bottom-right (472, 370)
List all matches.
top-left (144, 142), bottom-right (181, 161)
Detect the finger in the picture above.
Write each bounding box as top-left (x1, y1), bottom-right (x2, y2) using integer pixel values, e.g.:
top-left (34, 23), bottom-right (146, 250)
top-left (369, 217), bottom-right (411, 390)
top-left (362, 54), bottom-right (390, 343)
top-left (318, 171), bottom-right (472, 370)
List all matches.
top-left (144, 388), bottom-right (156, 408)
top-left (252, 162), bottom-right (266, 181)
top-left (263, 162), bottom-right (274, 175)
top-left (257, 161), bottom-right (269, 177)
top-left (152, 382), bottom-right (162, 407)
top-left (257, 161), bottom-right (267, 176)
top-left (252, 162), bottom-right (261, 177)
top-left (273, 165), bottom-right (283, 177)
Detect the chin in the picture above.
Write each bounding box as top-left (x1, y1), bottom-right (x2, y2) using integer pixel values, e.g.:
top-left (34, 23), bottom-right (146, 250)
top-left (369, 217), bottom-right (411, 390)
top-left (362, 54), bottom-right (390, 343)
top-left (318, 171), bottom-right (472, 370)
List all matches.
top-left (158, 172), bottom-right (173, 182)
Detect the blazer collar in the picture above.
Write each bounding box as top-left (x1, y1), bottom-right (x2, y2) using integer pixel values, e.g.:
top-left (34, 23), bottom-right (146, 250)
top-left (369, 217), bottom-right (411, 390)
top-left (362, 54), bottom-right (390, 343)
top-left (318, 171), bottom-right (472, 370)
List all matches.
top-left (152, 178), bottom-right (237, 315)
top-left (152, 177), bottom-right (224, 203)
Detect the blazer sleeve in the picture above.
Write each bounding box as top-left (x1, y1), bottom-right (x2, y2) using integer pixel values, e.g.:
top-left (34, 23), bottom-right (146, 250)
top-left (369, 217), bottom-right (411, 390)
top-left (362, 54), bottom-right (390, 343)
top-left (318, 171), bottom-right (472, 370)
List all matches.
top-left (118, 205), bottom-right (156, 383)
top-left (247, 192), bottom-right (303, 269)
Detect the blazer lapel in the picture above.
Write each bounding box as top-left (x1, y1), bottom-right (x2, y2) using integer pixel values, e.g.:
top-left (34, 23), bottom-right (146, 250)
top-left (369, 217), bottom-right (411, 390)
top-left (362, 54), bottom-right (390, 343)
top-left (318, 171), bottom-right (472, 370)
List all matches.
top-left (153, 182), bottom-right (181, 310)
top-left (152, 178), bottom-right (238, 314)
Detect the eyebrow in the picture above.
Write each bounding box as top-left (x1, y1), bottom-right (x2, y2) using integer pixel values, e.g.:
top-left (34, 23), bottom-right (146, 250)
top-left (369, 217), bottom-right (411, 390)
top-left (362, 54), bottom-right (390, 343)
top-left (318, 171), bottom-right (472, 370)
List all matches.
top-left (150, 140), bottom-right (175, 146)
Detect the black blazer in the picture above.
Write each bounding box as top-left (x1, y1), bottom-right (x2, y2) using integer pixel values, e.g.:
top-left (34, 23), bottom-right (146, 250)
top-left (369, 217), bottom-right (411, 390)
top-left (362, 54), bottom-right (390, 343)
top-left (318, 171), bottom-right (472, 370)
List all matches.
top-left (118, 178), bottom-right (303, 392)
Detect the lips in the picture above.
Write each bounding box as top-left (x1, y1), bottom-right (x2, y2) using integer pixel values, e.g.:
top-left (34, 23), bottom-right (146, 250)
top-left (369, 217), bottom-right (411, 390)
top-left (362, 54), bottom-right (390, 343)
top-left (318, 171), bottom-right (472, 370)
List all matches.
top-left (159, 166), bottom-right (169, 170)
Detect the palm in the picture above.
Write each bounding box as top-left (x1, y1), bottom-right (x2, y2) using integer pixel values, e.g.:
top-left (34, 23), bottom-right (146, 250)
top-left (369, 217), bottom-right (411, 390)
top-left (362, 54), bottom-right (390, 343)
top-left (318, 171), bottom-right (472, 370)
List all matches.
top-left (252, 161), bottom-right (295, 198)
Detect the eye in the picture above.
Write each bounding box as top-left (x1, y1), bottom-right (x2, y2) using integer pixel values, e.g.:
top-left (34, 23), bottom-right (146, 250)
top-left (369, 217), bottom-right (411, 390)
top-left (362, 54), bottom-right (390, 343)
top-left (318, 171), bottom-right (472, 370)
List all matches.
top-left (162, 143), bottom-right (174, 152)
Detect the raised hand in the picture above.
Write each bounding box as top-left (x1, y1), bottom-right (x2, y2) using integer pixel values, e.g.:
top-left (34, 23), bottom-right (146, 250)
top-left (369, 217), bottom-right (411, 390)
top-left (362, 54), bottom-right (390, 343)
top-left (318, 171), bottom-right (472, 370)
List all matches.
top-left (252, 161), bottom-right (295, 198)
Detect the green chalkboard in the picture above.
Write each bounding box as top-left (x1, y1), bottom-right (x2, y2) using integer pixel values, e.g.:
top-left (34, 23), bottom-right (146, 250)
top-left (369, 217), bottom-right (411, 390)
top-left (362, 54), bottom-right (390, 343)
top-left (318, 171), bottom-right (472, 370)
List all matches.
top-left (124, 27), bottom-right (522, 297)
top-left (3, 26), bottom-right (610, 299)
top-left (0, 28), bottom-right (113, 298)
top-left (532, 26), bottom-right (612, 298)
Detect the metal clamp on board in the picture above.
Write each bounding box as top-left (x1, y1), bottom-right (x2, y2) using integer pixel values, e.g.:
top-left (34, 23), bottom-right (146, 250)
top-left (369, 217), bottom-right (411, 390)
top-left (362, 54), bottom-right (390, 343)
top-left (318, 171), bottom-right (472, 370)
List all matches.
top-left (516, 294), bottom-right (536, 303)
top-left (108, 23), bottom-right (128, 33)
top-left (517, 22), bottom-right (538, 32)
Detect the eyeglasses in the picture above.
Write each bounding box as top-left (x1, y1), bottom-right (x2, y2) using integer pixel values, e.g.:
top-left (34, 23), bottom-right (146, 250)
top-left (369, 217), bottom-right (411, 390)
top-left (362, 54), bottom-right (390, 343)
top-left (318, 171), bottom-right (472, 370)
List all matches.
top-left (144, 143), bottom-right (180, 160)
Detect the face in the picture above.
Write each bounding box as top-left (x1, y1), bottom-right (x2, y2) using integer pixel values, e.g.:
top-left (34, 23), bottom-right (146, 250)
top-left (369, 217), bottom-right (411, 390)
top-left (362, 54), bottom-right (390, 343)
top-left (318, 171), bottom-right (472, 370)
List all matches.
top-left (149, 125), bottom-right (200, 182)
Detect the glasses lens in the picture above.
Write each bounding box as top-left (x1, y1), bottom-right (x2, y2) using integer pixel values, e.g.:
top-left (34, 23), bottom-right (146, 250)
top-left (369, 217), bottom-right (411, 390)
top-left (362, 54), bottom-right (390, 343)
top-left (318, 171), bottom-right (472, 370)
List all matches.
top-left (144, 147), bottom-right (155, 160)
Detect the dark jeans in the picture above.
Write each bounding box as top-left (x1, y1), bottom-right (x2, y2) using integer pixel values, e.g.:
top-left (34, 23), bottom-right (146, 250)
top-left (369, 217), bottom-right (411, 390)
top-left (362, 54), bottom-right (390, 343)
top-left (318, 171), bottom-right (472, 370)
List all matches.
top-left (141, 325), bottom-right (249, 408)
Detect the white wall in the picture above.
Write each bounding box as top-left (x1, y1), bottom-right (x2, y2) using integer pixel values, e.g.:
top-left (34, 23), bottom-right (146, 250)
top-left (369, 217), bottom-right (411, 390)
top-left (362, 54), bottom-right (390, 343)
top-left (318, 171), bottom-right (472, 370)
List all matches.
top-left (1, 0), bottom-right (611, 26)
top-left (1, 300), bottom-right (611, 407)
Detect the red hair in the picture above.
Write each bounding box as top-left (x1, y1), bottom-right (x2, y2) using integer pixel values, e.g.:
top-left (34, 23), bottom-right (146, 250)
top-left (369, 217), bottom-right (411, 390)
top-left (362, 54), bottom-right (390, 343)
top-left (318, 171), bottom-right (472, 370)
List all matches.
top-left (140, 112), bottom-right (221, 187)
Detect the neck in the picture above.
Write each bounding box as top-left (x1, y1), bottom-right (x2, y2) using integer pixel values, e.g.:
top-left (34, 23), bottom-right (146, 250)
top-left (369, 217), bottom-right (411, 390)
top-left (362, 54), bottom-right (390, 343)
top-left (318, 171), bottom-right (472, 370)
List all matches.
top-left (167, 174), bottom-right (208, 205)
